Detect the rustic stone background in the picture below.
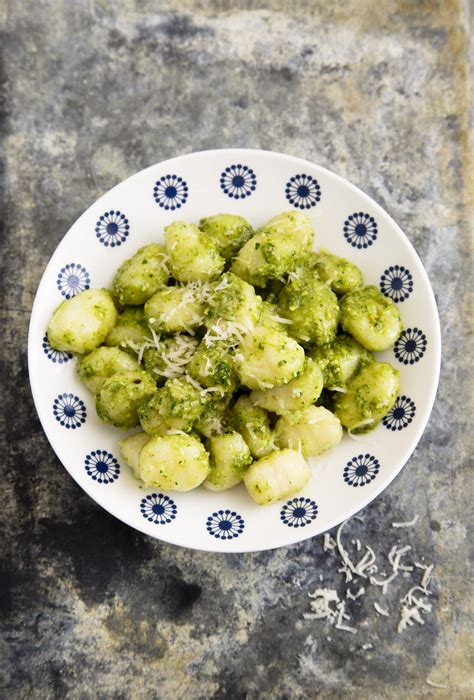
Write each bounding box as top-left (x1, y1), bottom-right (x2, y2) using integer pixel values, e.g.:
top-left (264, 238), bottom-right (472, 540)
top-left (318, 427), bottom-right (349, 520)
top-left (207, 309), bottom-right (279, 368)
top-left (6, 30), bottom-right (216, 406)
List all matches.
top-left (1, 1), bottom-right (472, 698)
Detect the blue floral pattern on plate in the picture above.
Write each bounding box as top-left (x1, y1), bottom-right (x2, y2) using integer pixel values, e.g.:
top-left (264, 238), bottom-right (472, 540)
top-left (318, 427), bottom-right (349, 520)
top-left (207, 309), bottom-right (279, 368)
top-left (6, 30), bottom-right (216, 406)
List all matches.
top-left (343, 212), bottom-right (378, 249)
top-left (280, 497), bottom-right (318, 528)
top-left (344, 454), bottom-right (380, 487)
top-left (285, 174), bottom-right (321, 209)
top-left (206, 509), bottom-right (245, 540)
top-left (153, 175), bottom-right (189, 210)
top-left (95, 210), bottom-right (130, 247)
top-left (394, 328), bottom-right (427, 365)
top-left (53, 393), bottom-right (87, 429)
top-left (140, 494), bottom-right (177, 524)
top-left (220, 164), bottom-right (257, 199)
top-left (57, 263), bottom-right (91, 299)
top-left (84, 450), bottom-right (120, 484)
top-left (42, 335), bottom-right (72, 364)
top-left (380, 265), bottom-right (413, 303)
top-left (383, 396), bottom-right (416, 431)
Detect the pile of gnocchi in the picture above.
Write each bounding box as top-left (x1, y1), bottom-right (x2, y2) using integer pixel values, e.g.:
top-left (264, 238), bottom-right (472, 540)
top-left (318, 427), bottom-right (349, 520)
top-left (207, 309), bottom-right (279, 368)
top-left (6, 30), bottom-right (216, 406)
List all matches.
top-left (47, 212), bottom-right (403, 505)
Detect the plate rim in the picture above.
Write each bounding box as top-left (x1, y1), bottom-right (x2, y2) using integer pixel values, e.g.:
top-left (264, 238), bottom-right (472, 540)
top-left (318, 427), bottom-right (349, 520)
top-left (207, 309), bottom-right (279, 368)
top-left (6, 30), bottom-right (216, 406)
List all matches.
top-left (28, 148), bottom-right (442, 552)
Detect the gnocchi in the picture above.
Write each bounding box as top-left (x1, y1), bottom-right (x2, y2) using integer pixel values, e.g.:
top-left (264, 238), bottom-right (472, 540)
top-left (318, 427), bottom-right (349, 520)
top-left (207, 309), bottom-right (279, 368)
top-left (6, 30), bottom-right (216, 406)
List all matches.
top-left (47, 288), bottom-right (117, 354)
top-left (165, 221), bottom-right (225, 282)
top-left (244, 449), bottom-right (311, 505)
top-left (204, 432), bottom-right (253, 491)
top-left (112, 244), bottom-right (169, 306)
top-left (275, 405), bottom-right (343, 458)
top-left (340, 286), bottom-right (403, 351)
top-left (139, 433), bottom-right (210, 491)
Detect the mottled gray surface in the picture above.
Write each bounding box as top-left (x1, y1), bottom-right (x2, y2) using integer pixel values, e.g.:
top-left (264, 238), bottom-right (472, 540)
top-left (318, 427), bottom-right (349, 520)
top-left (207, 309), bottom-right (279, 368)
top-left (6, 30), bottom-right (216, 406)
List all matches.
top-left (1, 1), bottom-right (472, 698)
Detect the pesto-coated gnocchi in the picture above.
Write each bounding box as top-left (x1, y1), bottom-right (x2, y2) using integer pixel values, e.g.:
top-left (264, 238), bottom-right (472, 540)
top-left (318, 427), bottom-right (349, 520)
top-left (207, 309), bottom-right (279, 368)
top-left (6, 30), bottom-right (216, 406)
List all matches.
top-left (119, 432), bottom-right (150, 478)
top-left (204, 432), bottom-right (253, 491)
top-left (257, 211), bottom-right (314, 249)
top-left (165, 221), bottom-right (225, 282)
top-left (205, 272), bottom-right (261, 327)
top-left (333, 361), bottom-right (400, 433)
top-left (232, 395), bottom-right (274, 458)
top-left (278, 275), bottom-right (339, 347)
top-left (105, 307), bottom-right (150, 351)
top-left (112, 244), bottom-right (169, 306)
top-left (340, 286), bottom-right (403, 351)
top-left (231, 230), bottom-right (304, 287)
top-left (312, 249), bottom-right (363, 296)
top-left (95, 370), bottom-right (157, 430)
top-left (47, 210), bottom-right (406, 505)
top-left (139, 433), bottom-right (210, 491)
top-left (194, 394), bottom-right (231, 438)
top-left (235, 326), bottom-right (305, 390)
top-left (187, 340), bottom-right (239, 394)
top-left (199, 214), bottom-right (254, 260)
top-left (275, 405), bottom-right (343, 458)
top-left (138, 376), bottom-right (203, 435)
top-left (143, 334), bottom-right (199, 383)
top-left (250, 358), bottom-right (323, 415)
top-left (244, 449), bottom-right (311, 505)
top-left (310, 334), bottom-right (373, 390)
top-left (144, 285), bottom-right (205, 333)
top-left (47, 288), bottom-right (117, 354)
top-left (77, 346), bottom-right (140, 394)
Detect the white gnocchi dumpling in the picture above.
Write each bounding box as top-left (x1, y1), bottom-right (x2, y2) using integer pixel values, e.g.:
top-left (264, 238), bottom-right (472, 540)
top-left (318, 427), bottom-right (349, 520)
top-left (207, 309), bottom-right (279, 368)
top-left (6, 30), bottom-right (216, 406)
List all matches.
top-left (244, 449), bottom-right (311, 505)
top-left (204, 432), bottom-right (253, 491)
top-left (47, 289), bottom-right (117, 354)
top-left (250, 358), bottom-right (323, 414)
top-left (119, 432), bottom-right (150, 478)
top-left (139, 433), bottom-right (210, 491)
top-left (235, 326), bottom-right (305, 390)
top-left (275, 406), bottom-right (343, 458)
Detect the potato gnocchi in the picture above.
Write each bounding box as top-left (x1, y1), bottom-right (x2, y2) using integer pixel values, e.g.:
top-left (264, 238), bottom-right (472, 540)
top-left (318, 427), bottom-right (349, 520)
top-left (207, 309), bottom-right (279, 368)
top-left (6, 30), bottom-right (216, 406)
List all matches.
top-left (46, 211), bottom-right (403, 505)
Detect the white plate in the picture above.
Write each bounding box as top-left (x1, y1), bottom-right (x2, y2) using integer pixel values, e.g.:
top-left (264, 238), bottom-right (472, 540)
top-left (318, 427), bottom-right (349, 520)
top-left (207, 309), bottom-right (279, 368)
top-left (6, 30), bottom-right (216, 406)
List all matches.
top-left (28, 149), bottom-right (441, 552)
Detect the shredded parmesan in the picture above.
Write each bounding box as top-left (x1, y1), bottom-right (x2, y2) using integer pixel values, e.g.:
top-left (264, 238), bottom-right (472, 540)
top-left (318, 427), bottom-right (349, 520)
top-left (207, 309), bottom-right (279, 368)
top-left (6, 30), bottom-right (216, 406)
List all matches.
top-left (323, 533), bottom-right (337, 551)
top-left (269, 313), bottom-right (293, 325)
top-left (426, 680), bottom-right (448, 689)
top-left (374, 602), bottom-right (389, 617)
top-left (392, 515), bottom-right (419, 528)
top-left (346, 587), bottom-right (365, 600)
top-left (303, 515), bottom-right (436, 639)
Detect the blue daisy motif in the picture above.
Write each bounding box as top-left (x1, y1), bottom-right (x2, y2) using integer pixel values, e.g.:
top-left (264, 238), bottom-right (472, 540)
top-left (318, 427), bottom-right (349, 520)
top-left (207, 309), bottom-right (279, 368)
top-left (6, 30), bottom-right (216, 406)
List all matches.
top-left (383, 395), bottom-right (416, 431)
top-left (280, 497), bottom-right (318, 528)
top-left (84, 450), bottom-right (120, 484)
top-left (42, 334), bottom-right (72, 364)
top-left (344, 454), bottom-right (380, 487)
top-left (380, 265), bottom-right (413, 303)
top-left (285, 174), bottom-right (321, 209)
top-left (343, 212), bottom-right (378, 249)
top-left (95, 210), bottom-right (130, 247)
top-left (57, 263), bottom-right (91, 299)
top-left (394, 328), bottom-right (427, 365)
top-left (53, 393), bottom-right (87, 429)
top-left (140, 493), bottom-right (177, 525)
top-left (220, 164), bottom-right (257, 199)
top-left (153, 174), bottom-right (189, 210)
top-left (206, 509), bottom-right (245, 540)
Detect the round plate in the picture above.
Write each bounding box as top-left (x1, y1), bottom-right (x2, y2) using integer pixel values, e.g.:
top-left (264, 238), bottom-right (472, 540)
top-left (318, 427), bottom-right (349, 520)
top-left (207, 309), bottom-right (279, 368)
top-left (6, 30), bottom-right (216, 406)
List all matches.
top-left (28, 149), bottom-right (441, 552)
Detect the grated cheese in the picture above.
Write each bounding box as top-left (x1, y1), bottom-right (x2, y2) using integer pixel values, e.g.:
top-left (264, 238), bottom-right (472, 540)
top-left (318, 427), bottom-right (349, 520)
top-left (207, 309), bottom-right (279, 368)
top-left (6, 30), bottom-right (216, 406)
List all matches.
top-left (346, 587), bottom-right (365, 601)
top-left (374, 602), bottom-right (390, 617)
top-left (323, 533), bottom-right (337, 551)
top-left (426, 680), bottom-right (448, 689)
top-left (303, 515), bottom-right (436, 639)
top-left (392, 515), bottom-right (419, 528)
